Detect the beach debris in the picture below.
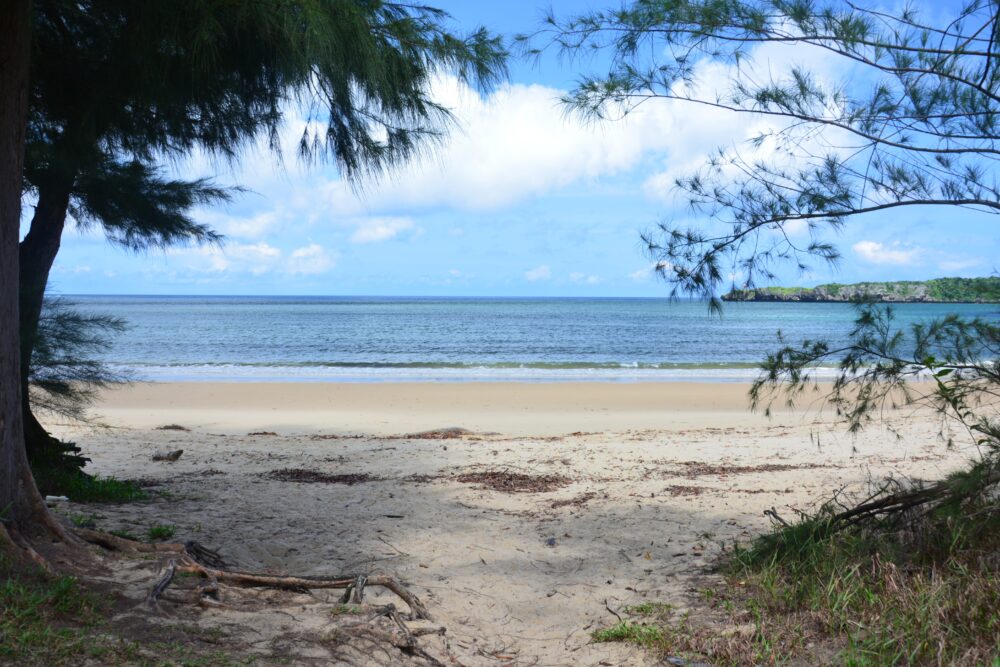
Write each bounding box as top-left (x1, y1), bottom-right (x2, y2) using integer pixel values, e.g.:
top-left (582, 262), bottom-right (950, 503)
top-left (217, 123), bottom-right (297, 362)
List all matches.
top-left (665, 657), bottom-right (713, 667)
top-left (152, 449), bottom-right (184, 462)
top-left (551, 491), bottom-right (596, 508)
top-left (455, 470), bottom-right (570, 493)
top-left (155, 424), bottom-right (190, 431)
top-left (44, 495), bottom-right (69, 505)
top-left (261, 468), bottom-right (381, 485)
top-left (667, 461), bottom-right (834, 478)
top-left (401, 473), bottom-right (441, 484)
top-left (247, 431), bottom-right (278, 436)
top-left (404, 426), bottom-right (473, 440)
top-left (545, 537), bottom-right (557, 547)
top-left (664, 485), bottom-right (707, 496)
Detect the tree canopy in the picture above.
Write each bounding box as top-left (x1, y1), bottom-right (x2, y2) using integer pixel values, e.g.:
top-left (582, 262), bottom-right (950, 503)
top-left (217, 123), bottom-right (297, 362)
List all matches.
top-left (17, 0), bottom-right (509, 469)
top-left (30, 0), bottom-right (508, 180)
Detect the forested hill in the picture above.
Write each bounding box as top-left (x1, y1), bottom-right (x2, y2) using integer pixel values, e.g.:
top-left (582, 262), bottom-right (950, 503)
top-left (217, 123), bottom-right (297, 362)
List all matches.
top-left (722, 277), bottom-right (1000, 303)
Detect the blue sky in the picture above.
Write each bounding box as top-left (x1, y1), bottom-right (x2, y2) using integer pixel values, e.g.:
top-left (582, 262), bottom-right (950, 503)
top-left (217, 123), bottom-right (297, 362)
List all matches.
top-left (37, 0), bottom-right (998, 297)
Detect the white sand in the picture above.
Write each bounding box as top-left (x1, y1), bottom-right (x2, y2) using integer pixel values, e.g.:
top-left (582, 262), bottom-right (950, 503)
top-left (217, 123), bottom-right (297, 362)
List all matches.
top-left (50, 382), bottom-right (971, 666)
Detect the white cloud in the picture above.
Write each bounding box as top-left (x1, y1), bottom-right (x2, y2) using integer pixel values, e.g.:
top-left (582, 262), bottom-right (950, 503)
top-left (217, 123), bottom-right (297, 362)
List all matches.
top-left (640, 42), bottom-right (852, 205)
top-left (168, 241), bottom-right (335, 277)
top-left (226, 242), bottom-right (281, 274)
top-left (570, 271), bottom-right (601, 284)
top-left (208, 211), bottom-right (282, 240)
top-left (163, 42), bottom-right (849, 269)
top-left (524, 265), bottom-right (551, 282)
top-left (287, 243), bottom-right (335, 275)
top-left (629, 267), bottom-right (654, 282)
top-left (297, 75), bottom-right (686, 217)
top-left (853, 240), bottom-right (923, 266)
top-left (349, 217), bottom-right (415, 244)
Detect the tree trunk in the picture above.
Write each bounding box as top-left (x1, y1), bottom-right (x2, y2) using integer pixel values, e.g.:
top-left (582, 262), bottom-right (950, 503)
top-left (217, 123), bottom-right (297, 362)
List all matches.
top-left (20, 182), bottom-right (70, 382)
top-left (0, 0), bottom-right (73, 556)
top-left (18, 181), bottom-right (81, 470)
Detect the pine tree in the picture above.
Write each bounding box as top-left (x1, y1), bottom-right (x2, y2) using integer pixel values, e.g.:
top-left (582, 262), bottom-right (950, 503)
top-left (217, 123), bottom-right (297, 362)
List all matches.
top-left (20, 0), bottom-right (508, 468)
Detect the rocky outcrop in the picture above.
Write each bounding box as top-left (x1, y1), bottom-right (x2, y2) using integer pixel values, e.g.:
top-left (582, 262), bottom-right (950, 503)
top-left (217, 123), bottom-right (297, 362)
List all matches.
top-left (723, 278), bottom-right (1000, 303)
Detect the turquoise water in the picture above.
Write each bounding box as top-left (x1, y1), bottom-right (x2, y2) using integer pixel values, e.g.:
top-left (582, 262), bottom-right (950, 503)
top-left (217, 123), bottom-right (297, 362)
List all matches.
top-left (68, 295), bottom-right (1000, 382)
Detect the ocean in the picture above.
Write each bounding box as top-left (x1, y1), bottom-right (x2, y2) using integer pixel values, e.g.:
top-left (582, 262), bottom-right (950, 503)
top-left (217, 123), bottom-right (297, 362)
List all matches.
top-left (66, 295), bottom-right (1000, 382)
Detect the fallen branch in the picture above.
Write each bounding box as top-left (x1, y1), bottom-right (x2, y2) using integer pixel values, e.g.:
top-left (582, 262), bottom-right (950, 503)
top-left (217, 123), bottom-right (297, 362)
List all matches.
top-left (75, 529), bottom-right (432, 621)
top-left (825, 467), bottom-right (1000, 531)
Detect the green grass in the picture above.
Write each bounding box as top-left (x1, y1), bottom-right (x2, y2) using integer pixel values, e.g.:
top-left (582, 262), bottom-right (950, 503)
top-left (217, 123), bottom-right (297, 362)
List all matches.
top-left (0, 563), bottom-right (103, 665)
top-left (625, 601), bottom-right (673, 617)
top-left (0, 560), bottom-right (256, 666)
top-left (330, 604), bottom-right (363, 616)
top-left (726, 505), bottom-right (1000, 666)
top-left (32, 465), bottom-right (147, 503)
top-left (592, 621), bottom-right (665, 647)
top-left (67, 513), bottom-right (98, 528)
top-left (146, 524), bottom-right (176, 541)
top-left (591, 479), bottom-right (1000, 665)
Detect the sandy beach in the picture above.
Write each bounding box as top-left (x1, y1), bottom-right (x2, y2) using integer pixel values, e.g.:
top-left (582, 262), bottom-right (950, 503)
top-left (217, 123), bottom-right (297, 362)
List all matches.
top-left (49, 382), bottom-right (971, 666)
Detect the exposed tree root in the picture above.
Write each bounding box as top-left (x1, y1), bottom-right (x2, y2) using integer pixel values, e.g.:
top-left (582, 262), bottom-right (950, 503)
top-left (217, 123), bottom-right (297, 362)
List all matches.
top-left (1, 517), bottom-right (94, 575)
top-left (334, 605), bottom-right (448, 667)
top-left (73, 528), bottom-right (434, 622)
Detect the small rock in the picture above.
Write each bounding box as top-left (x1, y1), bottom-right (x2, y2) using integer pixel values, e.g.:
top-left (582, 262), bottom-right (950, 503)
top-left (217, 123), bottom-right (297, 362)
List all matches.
top-left (545, 537), bottom-right (557, 547)
top-left (152, 449), bottom-right (184, 462)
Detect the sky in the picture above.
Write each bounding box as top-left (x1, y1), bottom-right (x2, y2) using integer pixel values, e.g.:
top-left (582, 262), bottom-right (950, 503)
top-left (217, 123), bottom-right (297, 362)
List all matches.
top-left (36, 0), bottom-right (999, 297)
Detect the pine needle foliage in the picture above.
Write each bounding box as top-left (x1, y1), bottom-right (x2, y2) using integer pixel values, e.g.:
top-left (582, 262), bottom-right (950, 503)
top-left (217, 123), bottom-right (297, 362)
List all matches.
top-left (29, 0), bottom-right (509, 188)
top-left (529, 0), bottom-right (1000, 310)
top-left (752, 301), bottom-right (1000, 441)
top-left (28, 296), bottom-right (129, 423)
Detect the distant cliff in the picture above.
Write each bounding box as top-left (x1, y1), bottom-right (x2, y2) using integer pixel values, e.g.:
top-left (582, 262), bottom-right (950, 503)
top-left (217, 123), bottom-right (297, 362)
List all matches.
top-left (722, 277), bottom-right (1000, 303)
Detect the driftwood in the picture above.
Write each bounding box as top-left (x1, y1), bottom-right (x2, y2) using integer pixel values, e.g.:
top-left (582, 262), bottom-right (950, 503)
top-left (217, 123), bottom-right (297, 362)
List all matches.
top-left (152, 449), bottom-right (184, 462)
top-left (74, 529), bottom-right (432, 622)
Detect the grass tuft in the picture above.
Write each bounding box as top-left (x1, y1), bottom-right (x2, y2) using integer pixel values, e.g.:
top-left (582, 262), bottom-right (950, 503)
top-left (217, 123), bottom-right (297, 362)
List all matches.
top-left (330, 604), bottom-right (363, 616)
top-left (32, 465), bottom-right (147, 503)
top-left (592, 621), bottom-right (665, 647)
top-left (146, 524), bottom-right (176, 541)
top-left (625, 601), bottom-right (673, 617)
top-left (67, 513), bottom-right (98, 528)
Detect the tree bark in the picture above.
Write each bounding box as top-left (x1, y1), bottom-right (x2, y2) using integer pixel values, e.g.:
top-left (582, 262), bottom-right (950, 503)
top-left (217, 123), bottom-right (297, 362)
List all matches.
top-left (18, 180), bottom-right (77, 468)
top-left (0, 0), bottom-right (53, 539)
top-left (0, 0), bottom-right (30, 503)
